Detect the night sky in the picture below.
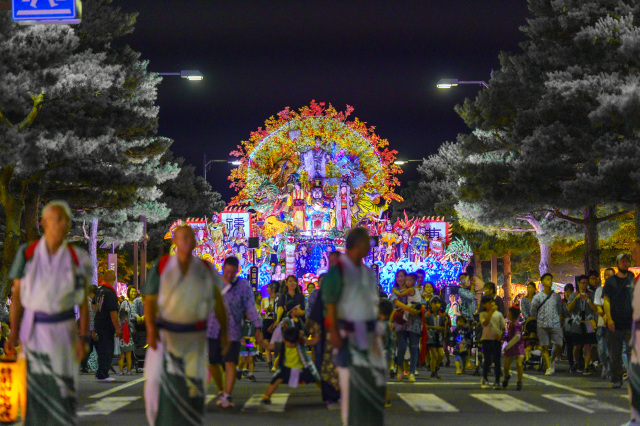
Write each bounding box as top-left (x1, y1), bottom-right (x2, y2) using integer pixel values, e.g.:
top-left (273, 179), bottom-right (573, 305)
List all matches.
top-left (119, 1), bottom-right (529, 201)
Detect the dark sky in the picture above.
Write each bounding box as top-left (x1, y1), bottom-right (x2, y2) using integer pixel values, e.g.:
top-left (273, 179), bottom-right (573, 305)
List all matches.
top-left (118, 1), bottom-right (529, 201)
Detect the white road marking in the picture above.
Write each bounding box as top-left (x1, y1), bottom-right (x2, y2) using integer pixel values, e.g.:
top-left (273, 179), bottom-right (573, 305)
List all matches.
top-left (471, 393), bottom-right (545, 412)
top-left (89, 377), bottom-right (146, 399)
top-left (522, 374), bottom-right (596, 396)
top-left (543, 394), bottom-right (627, 414)
top-left (78, 396), bottom-right (140, 416)
top-left (398, 393), bottom-right (458, 412)
top-left (242, 393), bottom-right (289, 412)
top-left (387, 381), bottom-right (482, 386)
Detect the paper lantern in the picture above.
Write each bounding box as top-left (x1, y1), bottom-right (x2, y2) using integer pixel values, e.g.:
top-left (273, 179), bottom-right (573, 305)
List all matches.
top-left (0, 356), bottom-right (27, 424)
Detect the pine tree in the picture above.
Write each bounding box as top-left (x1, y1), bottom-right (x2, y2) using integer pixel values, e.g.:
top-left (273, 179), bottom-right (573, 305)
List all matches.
top-left (456, 0), bottom-right (640, 274)
top-left (0, 0), bottom-right (180, 290)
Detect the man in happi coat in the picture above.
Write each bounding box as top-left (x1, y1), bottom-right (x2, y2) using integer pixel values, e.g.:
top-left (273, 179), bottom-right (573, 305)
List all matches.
top-left (6, 201), bottom-right (92, 426)
top-left (322, 227), bottom-right (386, 426)
top-left (142, 225), bottom-right (228, 426)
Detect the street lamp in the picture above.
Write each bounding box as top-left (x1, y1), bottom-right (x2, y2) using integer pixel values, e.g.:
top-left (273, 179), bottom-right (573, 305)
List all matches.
top-left (158, 70), bottom-right (204, 81)
top-left (394, 159), bottom-right (423, 165)
top-left (437, 78), bottom-right (488, 89)
top-left (203, 154), bottom-right (242, 181)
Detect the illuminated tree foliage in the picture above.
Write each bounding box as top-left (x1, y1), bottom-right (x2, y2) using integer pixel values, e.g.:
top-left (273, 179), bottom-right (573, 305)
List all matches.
top-left (455, 0), bottom-right (640, 274)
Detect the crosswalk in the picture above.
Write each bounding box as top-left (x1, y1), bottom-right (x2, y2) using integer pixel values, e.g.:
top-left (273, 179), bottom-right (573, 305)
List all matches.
top-left (76, 390), bottom-right (628, 416)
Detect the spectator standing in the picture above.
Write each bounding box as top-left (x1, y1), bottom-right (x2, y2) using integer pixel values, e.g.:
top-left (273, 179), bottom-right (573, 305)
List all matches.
top-left (458, 273), bottom-right (477, 325)
top-left (521, 282), bottom-right (537, 320)
top-left (5, 201), bottom-right (92, 425)
top-left (389, 272), bottom-right (423, 382)
top-left (566, 275), bottom-right (597, 375)
top-left (117, 287), bottom-right (137, 375)
top-left (561, 284), bottom-right (576, 372)
top-left (479, 295), bottom-right (506, 389)
top-left (208, 256), bottom-right (263, 408)
top-left (594, 268), bottom-right (615, 380)
top-left (81, 284), bottom-right (98, 374)
top-left (94, 269), bottom-right (121, 382)
top-left (530, 273), bottom-right (563, 376)
top-left (604, 253), bottom-right (635, 389)
top-left (481, 282), bottom-right (505, 316)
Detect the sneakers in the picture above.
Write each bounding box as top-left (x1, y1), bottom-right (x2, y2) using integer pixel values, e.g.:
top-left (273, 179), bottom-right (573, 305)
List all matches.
top-left (612, 381), bottom-right (623, 389)
top-left (516, 381), bottom-right (522, 391)
top-left (431, 371), bottom-right (442, 380)
top-left (493, 382), bottom-right (501, 390)
top-left (247, 374), bottom-right (256, 382)
top-left (502, 374), bottom-right (511, 389)
top-left (260, 397), bottom-right (271, 405)
top-left (569, 364), bottom-right (578, 373)
top-left (97, 377), bottom-right (115, 383)
top-left (456, 368), bottom-right (463, 375)
top-left (217, 394), bottom-right (234, 408)
top-left (583, 365), bottom-right (595, 376)
top-left (118, 370), bottom-right (124, 376)
top-left (236, 370), bottom-right (243, 380)
top-left (545, 366), bottom-right (555, 376)
top-left (481, 379), bottom-right (490, 389)
top-left (408, 374), bottom-right (416, 383)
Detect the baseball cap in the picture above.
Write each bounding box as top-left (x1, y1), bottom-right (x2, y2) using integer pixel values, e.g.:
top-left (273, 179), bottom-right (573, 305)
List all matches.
top-left (616, 253), bottom-right (631, 263)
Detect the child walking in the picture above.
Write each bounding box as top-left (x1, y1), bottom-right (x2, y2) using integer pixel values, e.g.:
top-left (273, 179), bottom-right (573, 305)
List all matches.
top-left (479, 295), bottom-right (506, 389)
top-left (453, 316), bottom-right (473, 375)
top-left (260, 322), bottom-right (320, 405)
top-left (503, 307), bottom-right (525, 390)
top-left (237, 319), bottom-right (257, 382)
top-left (425, 296), bottom-right (449, 380)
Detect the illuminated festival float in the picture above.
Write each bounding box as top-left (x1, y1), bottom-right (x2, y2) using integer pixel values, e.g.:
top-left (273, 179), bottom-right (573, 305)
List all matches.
top-left (166, 102), bottom-right (472, 292)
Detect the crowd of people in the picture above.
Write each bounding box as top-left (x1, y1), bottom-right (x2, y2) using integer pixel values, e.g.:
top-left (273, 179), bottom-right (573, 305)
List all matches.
top-left (3, 199), bottom-right (640, 426)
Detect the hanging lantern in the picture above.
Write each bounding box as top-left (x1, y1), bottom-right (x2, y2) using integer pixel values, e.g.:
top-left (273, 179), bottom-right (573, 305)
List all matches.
top-left (0, 356), bottom-right (27, 424)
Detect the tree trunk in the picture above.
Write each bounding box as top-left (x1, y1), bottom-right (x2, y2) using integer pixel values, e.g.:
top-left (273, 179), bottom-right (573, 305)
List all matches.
top-left (89, 218), bottom-right (99, 287)
top-left (491, 253), bottom-right (498, 284)
top-left (635, 203), bottom-right (640, 242)
top-left (473, 255), bottom-right (482, 280)
top-left (24, 189), bottom-right (40, 242)
top-left (0, 200), bottom-right (23, 300)
top-left (539, 242), bottom-right (551, 277)
top-left (583, 205), bottom-right (600, 275)
top-left (503, 251), bottom-right (512, 310)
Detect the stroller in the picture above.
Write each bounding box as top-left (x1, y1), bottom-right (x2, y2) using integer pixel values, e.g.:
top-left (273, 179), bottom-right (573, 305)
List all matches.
top-left (522, 318), bottom-right (544, 371)
top-left (133, 323), bottom-right (147, 373)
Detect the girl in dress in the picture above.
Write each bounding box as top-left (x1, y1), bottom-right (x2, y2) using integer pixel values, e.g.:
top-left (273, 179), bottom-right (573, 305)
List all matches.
top-left (503, 307), bottom-right (525, 390)
top-left (117, 286), bottom-right (137, 375)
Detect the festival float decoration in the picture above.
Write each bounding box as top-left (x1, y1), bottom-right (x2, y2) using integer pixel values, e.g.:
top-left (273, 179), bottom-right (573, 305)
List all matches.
top-left (165, 102), bottom-right (472, 290)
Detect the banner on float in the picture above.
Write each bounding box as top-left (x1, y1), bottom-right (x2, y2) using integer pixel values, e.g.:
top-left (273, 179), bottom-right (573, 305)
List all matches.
top-left (285, 243), bottom-right (296, 276)
top-left (249, 266), bottom-right (258, 290)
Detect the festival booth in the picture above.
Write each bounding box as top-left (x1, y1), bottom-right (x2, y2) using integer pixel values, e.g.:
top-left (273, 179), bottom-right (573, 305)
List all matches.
top-left (165, 102), bottom-right (472, 292)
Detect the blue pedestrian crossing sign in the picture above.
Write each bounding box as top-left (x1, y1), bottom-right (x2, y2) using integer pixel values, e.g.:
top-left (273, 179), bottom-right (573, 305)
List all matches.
top-left (12, 0), bottom-right (77, 22)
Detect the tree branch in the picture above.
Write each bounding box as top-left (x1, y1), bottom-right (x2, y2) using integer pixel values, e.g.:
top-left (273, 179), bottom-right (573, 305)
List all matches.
top-left (595, 209), bottom-right (630, 224)
top-left (17, 92), bottom-right (45, 132)
top-left (0, 108), bottom-right (13, 128)
top-left (498, 227), bottom-right (535, 233)
top-left (82, 220), bottom-right (89, 240)
top-left (552, 208), bottom-right (585, 226)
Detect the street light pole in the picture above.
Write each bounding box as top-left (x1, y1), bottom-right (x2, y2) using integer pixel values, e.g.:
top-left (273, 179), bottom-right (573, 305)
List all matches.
top-left (437, 78), bottom-right (488, 89)
top-left (203, 154), bottom-right (242, 180)
top-left (158, 70), bottom-right (204, 81)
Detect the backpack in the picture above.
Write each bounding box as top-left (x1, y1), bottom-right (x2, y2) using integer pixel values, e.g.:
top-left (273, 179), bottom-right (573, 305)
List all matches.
top-left (25, 240), bottom-right (80, 266)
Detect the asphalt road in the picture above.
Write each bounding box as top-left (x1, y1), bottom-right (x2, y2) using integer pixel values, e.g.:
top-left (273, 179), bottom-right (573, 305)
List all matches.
top-left (75, 361), bottom-right (631, 426)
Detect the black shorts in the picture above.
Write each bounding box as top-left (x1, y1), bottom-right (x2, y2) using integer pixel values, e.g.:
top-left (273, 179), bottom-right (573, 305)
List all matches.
top-left (262, 319), bottom-right (274, 341)
top-left (571, 332), bottom-right (597, 346)
top-left (208, 338), bottom-right (240, 365)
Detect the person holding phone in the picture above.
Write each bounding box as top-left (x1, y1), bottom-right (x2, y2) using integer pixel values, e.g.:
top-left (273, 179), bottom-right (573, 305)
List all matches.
top-left (273, 275), bottom-right (306, 332)
top-left (566, 275), bottom-right (597, 375)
